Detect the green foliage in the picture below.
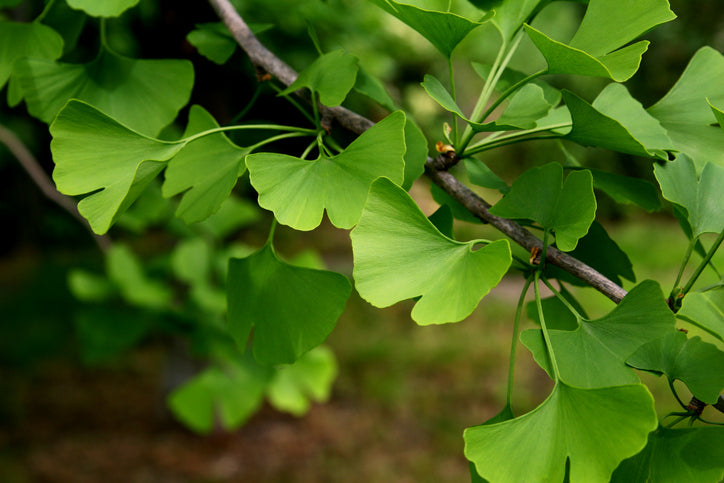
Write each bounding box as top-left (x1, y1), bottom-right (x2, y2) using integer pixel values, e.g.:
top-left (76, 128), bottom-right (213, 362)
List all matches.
top-left (4, 0), bottom-right (724, 480)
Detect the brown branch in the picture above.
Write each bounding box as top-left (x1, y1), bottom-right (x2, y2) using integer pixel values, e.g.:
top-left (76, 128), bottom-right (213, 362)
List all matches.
top-left (0, 124), bottom-right (111, 253)
top-left (207, 0), bottom-right (628, 304)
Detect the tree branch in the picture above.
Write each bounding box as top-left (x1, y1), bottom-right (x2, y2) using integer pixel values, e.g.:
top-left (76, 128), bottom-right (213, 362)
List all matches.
top-left (0, 124), bottom-right (111, 253)
top-left (207, 0), bottom-right (628, 304)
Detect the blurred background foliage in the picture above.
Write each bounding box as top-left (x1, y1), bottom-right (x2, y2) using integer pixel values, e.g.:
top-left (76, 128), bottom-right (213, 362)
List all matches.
top-left (1, 0), bottom-right (723, 481)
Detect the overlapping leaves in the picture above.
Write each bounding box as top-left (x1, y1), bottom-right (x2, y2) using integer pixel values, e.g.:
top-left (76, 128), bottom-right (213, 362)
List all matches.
top-left (521, 281), bottom-right (676, 387)
top-left (227, 243), bottom-right (351, 365)
top-left (14, 46), bottom-right (193, 136)
top-left (0, 21), bottom-right (63, 92)
top-left (524, 0), bottom-right (676, 81)
top-left (489, 163), bottom-right (596, 251)
top-left (367, 0), bottom-right (490, 58)
top-left (678, 289), bottom-right (724, 341)
top-left (278, 50), bottom-right (359, 107)
top-left (246, 111), bottom-right (406, 231)
top-left (647, 47), bottom-right (724, 167)
top-left (162, 105), bottom-right (250, 224)
top-left (627, 331), bottom-right (724, 404)
top-left (351, 178), bottom-right (511, 325)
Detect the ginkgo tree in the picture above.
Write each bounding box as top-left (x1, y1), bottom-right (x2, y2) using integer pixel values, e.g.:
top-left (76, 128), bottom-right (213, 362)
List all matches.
top-left (3, 0), bottom-right (724, 481)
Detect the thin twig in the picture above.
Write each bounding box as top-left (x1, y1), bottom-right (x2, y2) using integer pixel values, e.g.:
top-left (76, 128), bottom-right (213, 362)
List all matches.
top-left (0, 124), bottom-right (111, 252)
top-left (207, 0), bottom-right (628, 304)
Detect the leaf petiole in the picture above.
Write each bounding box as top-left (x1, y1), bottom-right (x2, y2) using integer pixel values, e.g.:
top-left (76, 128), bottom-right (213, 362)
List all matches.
top-left (534, 270), bottom-right (561, 381)
top-left (507, 277), bottom-right (532, 405)
top-left (183, 124), bottom-right (317, 145)
top-left (541, 277), bottom-right (585, 321)
top-left (681, 229), bottom-right (724, 297)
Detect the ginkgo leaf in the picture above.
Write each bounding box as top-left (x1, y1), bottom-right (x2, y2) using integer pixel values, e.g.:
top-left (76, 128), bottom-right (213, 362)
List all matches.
top-left (66, 0), bottom-right (139, 17)
top-left (489, 0), bottom-right (544, 42)
top-left (351, 177), bottom-right (511, 325)
top-left (0, 21), bottom-right (63, 91)
top-left (465, 382), bottom-right (657, 483)
top-left (654, 155), bottom-right (724, 238)
top-left (545, 220), bottom-right (636, 287)
top-left (489, 163), bottom-right (596, 251)
top-left (564, 85), bottom-right (674, 159)
top-left (627, 331), bottom-right (724, 404)
top-left (677, 289), bottom-right (724, 341)
top-left (162, 105), bottom-right (249, 224)
top-left (367, 0), bottom-right (490, 58)
top-left (522, 281), bottom-right (675, 388)
top-left (590, 169), bottom-right (661, 212)
top-left (278, 50), bottom-right (358, 107)
top-left (524, 0), bottom-right (675, 81)
top-left (612, 426), bottom-right (724, 483)
top-left (227, 244), bottom-right (351, 365)
top-left (471, 62), bottom-right (561, 106)
top-left (246, 111), bottom-right (406, 231)
top-left (648, 47), bottom-right (724, 168)
top-left (402, 117), bottom-right (428, 189)
top-left (167, 356), bottom-right (271, 434)
top-left (14, 46), bottom-right (193, 135)
top-left (267, 346), bottom-right (338, 416)
top-left (710, 100), bottom-right (724, 129)
top-left (50, 100), bottom-right (185, 234)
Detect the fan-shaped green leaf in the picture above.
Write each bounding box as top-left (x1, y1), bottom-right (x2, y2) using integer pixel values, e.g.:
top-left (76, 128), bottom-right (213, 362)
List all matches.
top-left (227, 244), bottom-right (351, 365)
top-left (627, 331), bottom-right (724, 404)
top-left (654, 155), bottom-right (724, 238)
top-left (489, 0), bottom-right (543, 43)
top-left (367, 0), bottom-right (490, 58)
top-left (167, 357), bottom-right (270, 434)
top-left (66, 0), bottom-right (139, 17)
top-left (489, 163), bottom-right (596, 251)
top-left (591, 169), bottom-right (661, 211)
top-left (465, 382), bottom-right (657, 483)
top-left (464, 159), bottom-right (508, 193)
top-left (0, 21), bottom-right (63, 95)
top-left (246, 111), bottom-right (406, 231)
top-left (612, 426), bottom-right (724, 483)
top-left (50, 100), bottom-right (185, 234)
top-left (187, 22), bottom-right (237, 65)
top-left (522, 281), bottom-right (674, 387)
top-left (278, 50), bottom-right (358, 107)
top-left (678, 289), bottom-right (724, 341)
top-left (648, 47), bottom-right (724, 167)
top-left (14, 47), bottom-right (193, 135)
top-left (402, 117), bottom-right (428, 189)
top-left (267, 346), bottom-right (338, 416)
top-left (524, 0), bottom-right (675, 81)
top-left (564, 85), bottom-right (673, 159)
top-left (545, 220), bottom-right (636, 287)
top-left (162, 105), bottom-right (249, 224)
top-left (351, 177), bottom-right (511, 325)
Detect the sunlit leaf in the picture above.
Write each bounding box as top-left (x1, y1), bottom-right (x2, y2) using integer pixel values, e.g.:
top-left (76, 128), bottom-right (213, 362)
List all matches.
top-left (654, 155), bottom-right (724, 238)
top-left (278, 50), bottom-right (358, 107)
top-left (50, 100), bottom-right (185, 234)
top-left (489, 163), bottom-right (596, 251)
top-left (612, 426), bottom-right (724, 483)
top-left (351, 178), bottom-right (511, 325)
top-left (524, 0), bottom-right (675, 81)
top-left (677, 289), bottom-right (724, 342)
top-left (247, 111), bottom-right (406, 231)
top-left (367, 0), bottom-right (490, 58)
top-left (648, 47), bottom-right (724, 168)
top-left (489, 0), bottom-right (543, 42)
top-left (66, 0), bottom-right (139, 17)
top-left (403, 117), bottom-right (428, 189)
top-left (227, 244), bottom-right (351, 365)
top-left (522, 281), bottom-right (674, 387)
top-left (267, 346), bottom-right (338, 416)
top-left (564, 85), bottom-right (673, 159)
top-left (167, 357), bottom-right (270, 434)
top-left (465, 382), bottom-right (657, 483)
top-left (627, 331), bottom-right (724, 404)
top-left (162, 105), bottom-right (249, 224)
top-left (15, 47), bottom-right (194, 135)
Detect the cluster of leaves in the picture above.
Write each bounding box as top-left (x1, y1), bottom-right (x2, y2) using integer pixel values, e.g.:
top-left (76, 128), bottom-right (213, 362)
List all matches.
top-left (3, 0), bottom-right (724, 481)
